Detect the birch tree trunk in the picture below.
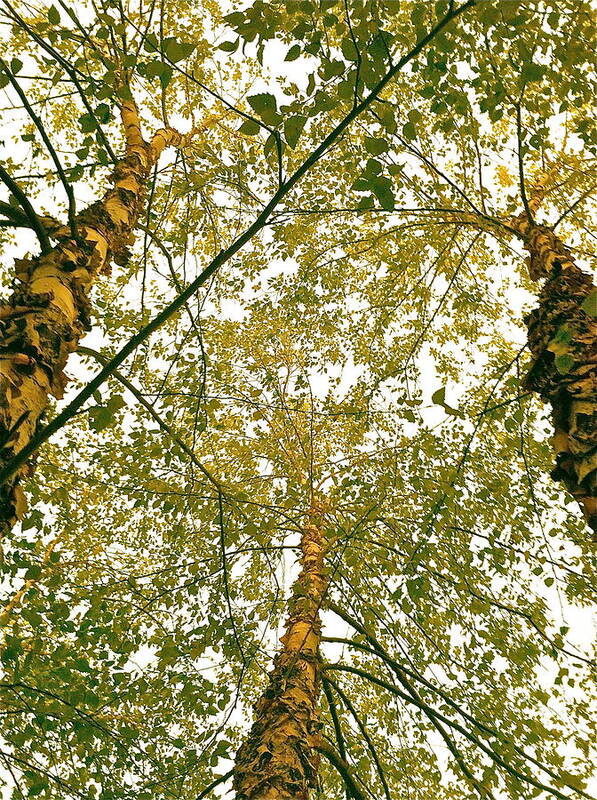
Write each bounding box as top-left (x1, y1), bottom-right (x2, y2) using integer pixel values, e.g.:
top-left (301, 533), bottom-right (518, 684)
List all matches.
top-left (234, 499), bottom-right (328, 800)
top-left (0, 99), bottom-right (187, 540)
top-left (513, 217), bottom-right (597, 539)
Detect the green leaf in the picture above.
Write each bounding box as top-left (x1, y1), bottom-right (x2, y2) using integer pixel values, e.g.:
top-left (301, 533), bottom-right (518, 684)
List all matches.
top-left (95, 103), bottom-right (110, 123)
top-left (402, 121), bottom-right (417, 140)
top-left (10, 58), bottom-right (23, 74)
top-left (284, 115), bottom-right (307, 148)
top-left (364, 158), bottom-right (382, 176)
top-left (432, 387), bottom-right (446, 405)
top-left (219, 40), bottom-right (238, 52)
top-left (341, 38), bottom-right (359, 62)
top-left (146, 60), bottom-right (173, 89)
top-left (263, 132), bottom-right (278, 157)
top-left (411, 5), bottom-right (427, 29)
top-left (158, 66), bottom-right (173, 89)
top-left (370, 175), bottom-right (395, 210)
top-left (285, 44), bottom-right (301, 62)
top-left (164, 38), bottom-right (196, 63)
top-left (47, 4), bottom-right (60, 24)
top-left (78, 113), bottom-right (97, 133)
top-left (28, 780), bottom-right (48, 797)
top-left (552, 324), bottom-right (572, 345)
top-left (88, 395), bottom-right (126, 432)
top-left (24, 564), bottom-right (42, 580)
top-left (247, 93), bottom-right (280, 126)
top-left (364, 136), bottom-right (388, 156)
top-left (522, 62), bottom-right (547, 83)
top-left (238, 118), bottom-right (260, 136)
top-left (554, 354), bottom-right (575, 374)
top-left (224, 11), bottom-right (245, 26)
top-left (580, 289), bottom-right (596, 318)
top-left (406, 576), bottom-right (426, 601)
top-left (143, 32), bottom-right (159, 52)
top-left (351, 177), bottom-right (369, 192)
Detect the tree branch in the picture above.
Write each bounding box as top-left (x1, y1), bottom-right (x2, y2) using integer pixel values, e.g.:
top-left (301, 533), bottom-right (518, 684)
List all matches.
top-left (0, 165), bottom-right (52, 253)
top-left (316, 741), bottom-right (366, 800)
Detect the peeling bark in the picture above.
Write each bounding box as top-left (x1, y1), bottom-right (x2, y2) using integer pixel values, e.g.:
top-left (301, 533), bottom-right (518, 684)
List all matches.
top-left (234, 500), bottom-right (328, 800)
top-left (513, 218), bottom-right (596, 539)
top-left (0, 100), bottom-right (187, 542)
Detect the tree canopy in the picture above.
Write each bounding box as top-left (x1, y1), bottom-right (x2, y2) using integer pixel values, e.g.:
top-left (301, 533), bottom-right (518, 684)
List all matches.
top-left (0, 1), bottom-right (595, 799)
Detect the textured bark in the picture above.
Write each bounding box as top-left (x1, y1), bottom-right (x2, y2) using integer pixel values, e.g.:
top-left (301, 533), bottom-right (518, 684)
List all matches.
top-left (0, 100), bottom-right (186, 541)
top-left (513, 218), bottom-right (596, 539)
top-left (234, 500), bottom-right (328, 800)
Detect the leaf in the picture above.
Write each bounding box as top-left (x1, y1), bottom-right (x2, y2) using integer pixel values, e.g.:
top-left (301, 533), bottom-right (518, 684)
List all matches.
top-left (224, 11), bottom-right (245, 26)
top-left (284, 115), bottom-right (307, 148)
top-left (164, 38), bottom-right (196, 63)
top-left (547, 325), bottom-right (573, 359)
top-left (47, 4), bottom-right (60, 24)
top-left (88, 395), bottom-right (126, 432)
top-left (247, 93), bottom-right (280, 126)
top-left (263, 132), bottom-right (279, 157)
top-left (580, 289), bottom-right (596, 318)
top-left (24, 564), bottom-right (41, 580)
top-left (370, 175), bottom-right (395, 210)
top-left (146, 60), bottom-right (173, 89)
top-left (522, 62), bottom-right (546, 83)
top-left (432, 387), bottom-right (446, 405)
top-left (341, 38), bottom-right (359, 62)
top-left (143, 32), bottom-right (159, 52)
top-left (364, 158), bottom-right (382, 177)
top-left (238, 118), bottom-right (260, 136)
top-left (27, 780), bottom-right (48, 797)
top-left (364, 137), bottom-right (388, 155)
top-left (351, 178), bottom-right (369, 191)
top-left (406, 576), bottom-right (426, 601)
top-left (78, 113), bottom-right (97, 132)
top-left (158, 66), bottom-right (173, 89)
top-left (402, 121), bottom-right (417, 140)
top-left (431, 385), bottom-right (462, 417)
top-left (554, 354), bottom-right (575, 374)
top-left (410, 5), bottom-right (427, 28)
top-left (10, 58), bottom-right (23, 74)
top-left (285, 44), bottom-right (301, 61)
top-left (219, 40), bottom-right (238, 52)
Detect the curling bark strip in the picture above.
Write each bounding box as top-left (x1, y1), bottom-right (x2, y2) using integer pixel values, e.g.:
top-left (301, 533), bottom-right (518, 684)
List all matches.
top-left (512, 216), bottom-right (596, 539)
top-left (0, 99), bottom-right (189, 540)
top-left (234, 500), bottom-right (328, 800)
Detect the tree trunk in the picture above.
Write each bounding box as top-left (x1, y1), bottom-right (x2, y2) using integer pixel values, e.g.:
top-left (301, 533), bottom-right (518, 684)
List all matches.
top-left (514, 219), bottom-right (596, 539)
top-left (234, 499), bottom-right (328, 800)
top-left (0, 100), bottom-right (185, 541)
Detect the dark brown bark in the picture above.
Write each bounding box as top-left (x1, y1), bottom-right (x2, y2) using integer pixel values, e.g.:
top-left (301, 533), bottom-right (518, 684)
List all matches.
top-left (515, 220), bottom-right (596, 539)
top-left (0, 101), bottom-right (184, 542)
top-left (234, 500), bottom-right (328, 800)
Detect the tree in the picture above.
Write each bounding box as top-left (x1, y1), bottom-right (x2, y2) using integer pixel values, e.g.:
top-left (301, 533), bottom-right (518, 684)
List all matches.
top-left (0, 1), bottom-right (594, 799)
